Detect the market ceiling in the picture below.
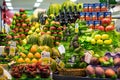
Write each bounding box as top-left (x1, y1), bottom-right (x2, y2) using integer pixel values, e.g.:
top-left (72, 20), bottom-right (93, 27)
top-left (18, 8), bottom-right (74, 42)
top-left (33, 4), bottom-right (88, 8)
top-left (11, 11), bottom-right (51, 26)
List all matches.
top-left (1, 0), bottom-right (99, 10)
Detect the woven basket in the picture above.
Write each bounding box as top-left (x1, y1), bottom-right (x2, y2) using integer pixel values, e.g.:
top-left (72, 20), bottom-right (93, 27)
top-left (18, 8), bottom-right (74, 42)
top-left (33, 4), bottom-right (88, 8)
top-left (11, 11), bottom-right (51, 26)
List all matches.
top-left (59, 68), bottom-right (86, 77)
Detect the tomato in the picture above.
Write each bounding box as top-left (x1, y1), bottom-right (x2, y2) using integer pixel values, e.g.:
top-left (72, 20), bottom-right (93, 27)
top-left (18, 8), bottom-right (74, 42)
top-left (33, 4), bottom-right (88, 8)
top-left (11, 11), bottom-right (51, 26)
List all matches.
top-left (97, 26), bottom-right (105, 31)
top-left (105, 25), bottom-right (115, 32)
top-left (101, 18), bottom-right (111, 26)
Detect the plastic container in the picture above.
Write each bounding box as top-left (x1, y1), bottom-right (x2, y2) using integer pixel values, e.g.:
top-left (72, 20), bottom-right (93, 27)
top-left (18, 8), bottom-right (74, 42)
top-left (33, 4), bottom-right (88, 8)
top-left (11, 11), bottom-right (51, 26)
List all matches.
top-left (100, 3), bottom-right (107, 12)
top-left (85, 12), bottom-right (91, 21)
top-left (94, 3), bottom-right (100, 12)
top-left (88, 4), bottom-right (94, 12)
top-left (98, 12), bottom-right (104, 20)
top-left (92, 12), bottom-right (98, 21)
top-left (79, 12), bottom-right (85, 20)
top-left (94, 21), bottom-right (101, 29)
top-left (83, 4), bottom-right (89, 12)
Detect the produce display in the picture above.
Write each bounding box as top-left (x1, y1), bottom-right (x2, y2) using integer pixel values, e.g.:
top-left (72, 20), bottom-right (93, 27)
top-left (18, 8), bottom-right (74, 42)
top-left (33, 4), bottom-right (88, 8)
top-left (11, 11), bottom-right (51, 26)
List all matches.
top-left (0, 0), bottom-right (120, 80)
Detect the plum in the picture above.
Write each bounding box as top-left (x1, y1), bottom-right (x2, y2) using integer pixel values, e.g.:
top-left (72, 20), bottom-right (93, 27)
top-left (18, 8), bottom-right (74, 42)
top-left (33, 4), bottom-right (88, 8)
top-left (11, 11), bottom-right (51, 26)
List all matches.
top-left (86, 65), bottom-right (95, 77)
top-left (114, 58), bottom-right (120, 66)
top-left (90, 57), bottom-right (99, 65)
top-left (105, 68), bottom-right (116, 78)
top-left (95, 67), bottom-right (105, 77)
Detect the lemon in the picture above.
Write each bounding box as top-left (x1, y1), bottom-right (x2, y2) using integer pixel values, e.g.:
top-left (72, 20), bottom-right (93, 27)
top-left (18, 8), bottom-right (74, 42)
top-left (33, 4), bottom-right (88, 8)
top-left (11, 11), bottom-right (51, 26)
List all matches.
top-left (104, 39), bottom-right (112, 45)
top-left (25, 58), bottom-right (31, 63)
top-left (94, 34), bottom-right (101, 40)
top-left (101, 34), bottom-right (109, 40)
top-left (97, 39), bottom-right (103, 45)
top-left (91, 39), bottom-right (96, 44)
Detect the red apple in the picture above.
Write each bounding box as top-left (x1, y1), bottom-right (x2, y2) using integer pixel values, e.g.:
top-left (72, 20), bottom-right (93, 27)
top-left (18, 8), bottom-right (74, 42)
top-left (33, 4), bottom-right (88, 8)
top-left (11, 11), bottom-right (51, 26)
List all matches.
top-left (22, 23), bottom-right (27, 27)
top-left (50, 26), bottom-right (56, 30)
top-left (6, 35), bottom-right (12, 39)
top-left (19, 8), bottom-right (25, 12)
top-left (15, 13), bottom-right (20, 17)
top-left (25, 29), bottom-right (29, 32)
top-left (97, 26), bottom-right (105, 31)
top-left (102, 18), bottom-right (111, 27)
top-left (14, 28), bottom-right (19, 32)
top-left (16, 20), bottom-right (19, 23)
top-left (21, 14), bottom-right (27, 18)
top-left (19, 28), bottom-right (24, 32)
top-left (16, 23), bottom-right (21, 27)
top-left (57, 27), bottom-right (62, 30)
top-left (20, 34), bottom-right (25, 38)
top-left (41, 32), bottom-right (45, 35)
top-left (20, 19), bottom-right (24, 23)
top-left (28, 24), bottom-right (31, 27)
top-left (11, 30), bottom-right (16, 33)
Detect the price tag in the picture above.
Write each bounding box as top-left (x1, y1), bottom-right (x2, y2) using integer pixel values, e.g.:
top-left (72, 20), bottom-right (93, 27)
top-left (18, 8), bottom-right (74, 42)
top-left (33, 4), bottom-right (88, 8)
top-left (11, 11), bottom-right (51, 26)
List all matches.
top-left (84, 52), bottom-right (92, 64)
top-left (10, 41), bottom-right (16, 47)
top-left (41, 51), bottom-right (50, 65)
top-left (58, 45), bottom-right (65, 54)
top-left (9, 46), bottom-right (16, 56)
top-left (0, 46), bottom-right (5, 55)
top-left (75, 23), bottom-right (79, 33)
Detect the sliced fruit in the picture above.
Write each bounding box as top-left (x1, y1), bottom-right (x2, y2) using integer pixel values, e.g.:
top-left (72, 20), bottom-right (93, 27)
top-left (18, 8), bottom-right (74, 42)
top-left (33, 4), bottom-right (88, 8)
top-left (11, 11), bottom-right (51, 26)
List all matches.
top-left (34, 52), bottom-right (41, 58)
top-left (25, 58), bottom-right (31, 63)
top-left (31, 58), bottom-right (38, 63)
top-left (17, 58), bottom-right (24, 63)
top-left (27, 52), bottom-right (34, 58)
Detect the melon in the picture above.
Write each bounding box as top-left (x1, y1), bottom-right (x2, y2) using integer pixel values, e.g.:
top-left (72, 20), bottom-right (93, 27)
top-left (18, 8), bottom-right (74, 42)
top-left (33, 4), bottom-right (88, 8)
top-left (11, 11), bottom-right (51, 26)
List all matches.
top-left (38, 34), bottom-right (54, 48)
top-left (27, 34), bottom-right (39, 44)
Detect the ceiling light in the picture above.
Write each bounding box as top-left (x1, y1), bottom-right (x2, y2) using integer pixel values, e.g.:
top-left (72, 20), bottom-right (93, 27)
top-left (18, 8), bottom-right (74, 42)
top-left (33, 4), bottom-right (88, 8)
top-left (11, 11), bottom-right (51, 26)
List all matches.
top-left (34, 3), bottom-right (40, 7)
top-left (71, 0), bottom-right (77, 2)
top-left (8, 6), bottom-right (13, 10)
top-left (5, 0), bottom-right (11, 1)
top-left (6, 2), bottom-right (12, 6)
top-left (36, 0), bottom-right (43, 2)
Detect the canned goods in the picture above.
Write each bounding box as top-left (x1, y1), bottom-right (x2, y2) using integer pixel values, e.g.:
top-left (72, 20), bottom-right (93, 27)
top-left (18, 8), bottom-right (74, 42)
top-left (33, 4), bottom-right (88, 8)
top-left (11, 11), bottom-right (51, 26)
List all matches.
top-left (100, 3), bottom-right (107, 12)
top-left (98, 12), bottom-right (104, 20)
top-left (92, 12), bottom-right (97, 21)
top-left (85, 12), bottom-right (91, 21)
top-left (80, 12), bottom-right (85, 20)
top-left (83, 3), bottom-right (89, 12)
top-left (94, 3), bottom-right (100, 12)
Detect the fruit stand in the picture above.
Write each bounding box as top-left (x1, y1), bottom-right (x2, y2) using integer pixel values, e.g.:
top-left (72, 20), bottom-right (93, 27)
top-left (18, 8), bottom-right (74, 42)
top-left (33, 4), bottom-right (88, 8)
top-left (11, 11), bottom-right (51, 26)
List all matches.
top-left (0, 0), bottom-right (120, 80)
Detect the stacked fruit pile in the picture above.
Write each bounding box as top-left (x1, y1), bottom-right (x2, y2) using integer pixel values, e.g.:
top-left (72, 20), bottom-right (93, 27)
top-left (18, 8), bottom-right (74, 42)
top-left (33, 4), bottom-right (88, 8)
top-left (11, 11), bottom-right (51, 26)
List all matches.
top-left (0, 32), bottom-right (7, 46)
top-left (42, 21), bottom-right (63, 46)
top-left (7, 8), bottom-right (31, 45)
top-left (11, 62), bottom-right (50, 79)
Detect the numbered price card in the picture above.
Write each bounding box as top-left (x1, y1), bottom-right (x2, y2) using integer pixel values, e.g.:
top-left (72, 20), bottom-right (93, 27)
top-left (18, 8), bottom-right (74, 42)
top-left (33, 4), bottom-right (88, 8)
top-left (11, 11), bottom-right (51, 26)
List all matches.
top-left (41, 51), bottom-right (50, 65)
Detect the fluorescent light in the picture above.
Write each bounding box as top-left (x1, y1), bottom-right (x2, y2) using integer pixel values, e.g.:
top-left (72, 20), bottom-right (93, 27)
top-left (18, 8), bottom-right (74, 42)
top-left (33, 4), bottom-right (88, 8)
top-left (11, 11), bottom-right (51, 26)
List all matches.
top-left (6, 2), bottom-right (12, 6)
top-left (36, 0), bottom-right (43, 2)
top-left (5, 0), bottom-right (11, 1)
top-left (8, 6), bottom-right (13, 10)
top-left (71, 0), bottom-right (77, 2)
top-left (34, 3), bottom-right (40, 7)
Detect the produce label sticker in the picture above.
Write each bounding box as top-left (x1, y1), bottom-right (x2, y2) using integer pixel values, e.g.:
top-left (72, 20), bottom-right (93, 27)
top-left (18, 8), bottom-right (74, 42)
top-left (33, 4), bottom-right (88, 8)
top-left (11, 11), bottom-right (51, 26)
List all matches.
top-left (41, 51), bottom-right (50, 65)
top-left (9, 46), bottom-right (16, 56)
top-left (10, 41), bottom-right (16, 47)
top-left (84, 52), bottom-right (92, 64)
top-left (55, 58), bottom-right (65, 68)
top-left (75, 23), bottom-right (79, 33)
top-left (58, 45), bottom-right (65, 54)
top-left (0, 46), bottom-right (5, 55)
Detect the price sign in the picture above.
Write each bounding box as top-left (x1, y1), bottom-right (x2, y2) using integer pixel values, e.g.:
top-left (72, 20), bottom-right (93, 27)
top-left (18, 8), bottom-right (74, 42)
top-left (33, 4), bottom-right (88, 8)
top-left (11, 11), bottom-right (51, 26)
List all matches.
top-left (41, 51), bottom-right (50, 65)
top-left (75, 23), bottom-right (79, 33)
top-left (0, 46), bottom-right (5, 55)
top-left (84, 51), bottom-right (92, 64)
top-left (58, 45), bottom-right (65, 54)
top-left (9, 46), bottom-right (16, 56)
top-left (10, 41), bottom-right (16, 47)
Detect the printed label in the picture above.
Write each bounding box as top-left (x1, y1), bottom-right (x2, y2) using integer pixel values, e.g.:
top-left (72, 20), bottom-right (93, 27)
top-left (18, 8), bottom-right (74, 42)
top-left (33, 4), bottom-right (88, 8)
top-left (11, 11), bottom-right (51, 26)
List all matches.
top-left (75, 23), bottom-right (79, 33)
top-left (9, 46), bottom-right (16, 56)
top-left (41, 51), bottom-right (50, 65)
top-left (0, 46), bottom-right (5, 55)
top-left (58, 45), bottom-right (65, 54)
top-left (84, 51), bottom-right (92, 63)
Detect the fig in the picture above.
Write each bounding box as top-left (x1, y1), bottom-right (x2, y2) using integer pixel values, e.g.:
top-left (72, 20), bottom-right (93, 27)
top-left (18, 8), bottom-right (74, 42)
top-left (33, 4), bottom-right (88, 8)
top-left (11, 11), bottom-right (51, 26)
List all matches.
top-left (95, 67), bottom-right (105, 77)
top-left (105, 68), bottom-right (116, 78)
top-left (117, 67), bottom-right (120, 78)
top-left (86, 65), bottom-right (95, 77)
top-left (90, 57), bottom-right (99, 65)
top-left (114, 58), bottom-right (120, 66)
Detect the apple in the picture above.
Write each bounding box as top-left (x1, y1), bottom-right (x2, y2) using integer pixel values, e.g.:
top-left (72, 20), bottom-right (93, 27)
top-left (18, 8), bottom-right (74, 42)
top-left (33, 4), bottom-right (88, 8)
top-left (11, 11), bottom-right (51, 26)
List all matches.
top-left (15, 13), bottom-right (20, 17)
top-left (51, 36), bottom-right (55, 40)
top-left (55, 21), bottom-right (60, 25)
top-left (19, 28), bottom-right (24, 32)
top-left (22, 23), bottom-right (27, 28)
top-left (21, 14), bottom-right (27, 18)
top-left (31, 27), bottom-right (36, 31)
top-left (28, 24), bottom-right (31, 27)
top-left (11, 30), bottom-right (16, 33)
top-left (55, 36), bottom-right (61, 40)
top-left (57, 27), bottom-right (62, 31)
top-left (16, 20), bottom-right (19, 23)
top-left (25, 19), bottom-right (30, 23)
top-left (35, 28), bottom-right (40, 33)
top-left (50, 26), bottom-right (56, 30)
top-left (6, 35), bottom-right (12, 39)
top-left (14, 28), bottom-right (19, 32)
top-left (97, 26), bottom-right (105, 31)
top-left (46, 31), bottom-right (51, 35)
top-left (16, 23), bottom-right (21, 27)
top-left (19, 8), bottom-right (25, 12)
top-left (25, 29), bottom-right (29, 32)
top-left (20, 19), bottom-right (24, 23)
top-left (41, 32), bottom-right (45, 35)
top-left (20, 34), bottom-right (26, 38)
top-left (28, 30), bottom-right (33, 35)
top-left (58, 32), bottom-right (62, 35)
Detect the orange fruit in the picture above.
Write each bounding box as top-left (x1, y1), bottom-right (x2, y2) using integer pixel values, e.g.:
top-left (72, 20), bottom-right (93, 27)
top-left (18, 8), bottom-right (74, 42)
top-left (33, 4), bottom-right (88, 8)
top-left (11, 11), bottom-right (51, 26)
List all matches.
top-left (30, 45), bottom-right (38, 53)
top-left (20, 52), bottom-right (26, 58)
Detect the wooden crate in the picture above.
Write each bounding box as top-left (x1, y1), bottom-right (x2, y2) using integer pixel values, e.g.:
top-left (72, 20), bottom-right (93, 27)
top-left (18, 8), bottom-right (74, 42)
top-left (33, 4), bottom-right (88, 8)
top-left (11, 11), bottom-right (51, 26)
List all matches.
top-left (59, 68), bottom-right (86, 77)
